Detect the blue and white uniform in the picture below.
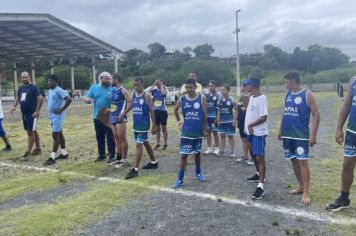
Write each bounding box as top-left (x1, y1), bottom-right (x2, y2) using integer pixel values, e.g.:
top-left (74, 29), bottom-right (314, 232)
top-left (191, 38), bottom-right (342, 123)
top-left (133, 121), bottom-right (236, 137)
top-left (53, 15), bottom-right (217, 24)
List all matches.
top-left (217, 96), bottom-right (236, 136)
top-left (132, 91), bottom-right (150, 143)
top-left (110, 86), bottom-right (127, 124)
top-left (151, 87), bottom-right (168, 125)
top-left (48, 86), bottom-right (68, 132)
top-left (179, 94), bottom-right (204, 154)
top-left (345, 79), bottom-right (356, 157)
top-left (281, 89), bottom-right (311, 160)
top-left (205, 91), bottom-right (220, 131)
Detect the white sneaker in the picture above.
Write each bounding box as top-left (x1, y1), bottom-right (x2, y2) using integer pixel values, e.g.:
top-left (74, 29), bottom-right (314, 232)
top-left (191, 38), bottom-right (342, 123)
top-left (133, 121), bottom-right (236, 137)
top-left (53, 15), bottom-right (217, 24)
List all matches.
top-left (229, 152), bottom-right (236, 158)
top-left (213, 147), bottom-right (220, 155)
top-left (203, 148), bottom-right (213, 155)
top-left (246, 160), bottom-right (254, 166)
top-left (114, 160), bottom-right (129, 169)
top-left (236, 157), bottom-right (243, 163)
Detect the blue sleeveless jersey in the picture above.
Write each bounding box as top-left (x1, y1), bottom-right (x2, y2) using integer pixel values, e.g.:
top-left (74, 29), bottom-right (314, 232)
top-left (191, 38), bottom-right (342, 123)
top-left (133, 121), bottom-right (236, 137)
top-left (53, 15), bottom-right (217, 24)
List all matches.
top-left (217, 96), bottom-right (236, 123)
top-left (281, 89), bottom-right (310, 140)
top-left (151, 87), bottom-right (167, 111)
top-left (205, 92), bottom-right (220, 118)
top-left (132, 92), bottom-right (150, 132)
top-left (181, 94), bottom-right (203, 139)
top-left (110, 86), bottom-right (127, 123)
top-left (347, 79), bottom-right (356, 133)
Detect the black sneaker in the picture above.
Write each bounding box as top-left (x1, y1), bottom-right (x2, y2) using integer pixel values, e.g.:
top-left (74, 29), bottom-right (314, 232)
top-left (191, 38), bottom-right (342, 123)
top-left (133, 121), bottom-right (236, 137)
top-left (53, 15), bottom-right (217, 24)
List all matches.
top-left (31, 148), bottom-right (42, 156)
top-left (56, 154), bottom-right (69, 160)
top-left (19, 151), bottom-right (31, 161)
top-left (142, 161), bottom-right (158, 169)
top-left (43, 158), bottom-right (56, 166)
top-left (1, 145), bottom-right (12, 152)
top-left (326, 197), bottom-right (351, 212)
top-left (252, 187), bottom-right (264, 200)
top-left (162, 144), bottom-right (168, 151)
top-left (246, 174), bottom-right (259, 183)
top-left (94, 156), bottom-right (106, 162)
top-left (107, 155), bottom-right (116, 164)
top-left (125, 168), bottom-right (139, 179)
top-left (153, 144), bottom-right (161, 151)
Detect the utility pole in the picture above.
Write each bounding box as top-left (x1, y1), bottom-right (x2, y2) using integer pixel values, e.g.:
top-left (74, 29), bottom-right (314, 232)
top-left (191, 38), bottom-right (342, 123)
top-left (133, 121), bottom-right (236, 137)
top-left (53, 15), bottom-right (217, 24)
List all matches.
top-left (234, 9), bottom-right (241, 97)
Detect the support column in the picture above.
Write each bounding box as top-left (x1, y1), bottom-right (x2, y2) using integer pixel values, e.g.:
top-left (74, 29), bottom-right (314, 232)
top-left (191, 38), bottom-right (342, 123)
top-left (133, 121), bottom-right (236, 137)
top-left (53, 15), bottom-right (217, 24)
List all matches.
top-left (13, 63), bottom-right (18, 98)
top-left (114, 54), bottom-right (118, 73)
top-left (70, 58), bottom-right (75, 95)
top-left (50, 60), bottom-right (54, 75)
top-left (31, 62), bottom-right (36, 84)
top-left (91, 57), bottom-right (96, 84)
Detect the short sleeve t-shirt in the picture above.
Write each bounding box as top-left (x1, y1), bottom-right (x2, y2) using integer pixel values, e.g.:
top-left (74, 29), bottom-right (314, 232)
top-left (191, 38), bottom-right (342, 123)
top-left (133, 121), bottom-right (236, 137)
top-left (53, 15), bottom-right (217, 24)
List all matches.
top-left (0, 99), bottom-right (3, 119)
top-left (17, 84), bottom-right (40, 114)
top-left (48, 86), bottom-right (68, 117)
top-left (180, 82), bottom-right (203, 94)
top-left (245, 94), bottom-right (268, 136)
top-left (87, 84), bottom-right (113, 119)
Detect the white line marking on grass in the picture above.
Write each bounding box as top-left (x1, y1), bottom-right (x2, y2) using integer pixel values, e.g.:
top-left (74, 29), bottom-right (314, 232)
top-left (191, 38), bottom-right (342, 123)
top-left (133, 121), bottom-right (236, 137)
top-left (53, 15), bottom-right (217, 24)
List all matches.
top-left (1, 161), bottom-right (355, 226)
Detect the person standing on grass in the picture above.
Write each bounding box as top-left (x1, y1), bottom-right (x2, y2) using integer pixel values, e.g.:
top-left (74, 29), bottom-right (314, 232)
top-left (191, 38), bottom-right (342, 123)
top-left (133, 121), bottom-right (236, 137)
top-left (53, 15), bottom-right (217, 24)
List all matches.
top-left (216, 84), bottom-right (238, 158)
top-left (173, 78), bottom-right (207, 188)
top-left (85, 72), bottom-right (116, 163)
top-left (327, 75), bottom-right (356, 211)
top-left (244, 77), bottom-right (268, 200)
top-left (237, 79), bottom-right (253, 165)
top-left (278, 71), bottom-right (320, 205)
top-left (147, 79), bottom-right (169, 151)
top-left (43, 75), bottom-right (72, 165)
top-left (124, 78), bottom-right (158, 179)
top-left (11, 71), bottom-right (43, 160)
top-left (0, 98), bottom-right (12, 152)
top-left (203, 80), bottom-right (220, 155)
top-left (108, 72), bottom-right (132, 168)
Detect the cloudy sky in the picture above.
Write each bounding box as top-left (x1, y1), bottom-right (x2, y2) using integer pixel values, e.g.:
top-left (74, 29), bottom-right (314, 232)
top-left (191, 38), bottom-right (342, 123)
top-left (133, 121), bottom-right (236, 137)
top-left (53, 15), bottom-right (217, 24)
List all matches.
top-left (2, 0), bottom-right (356, 59)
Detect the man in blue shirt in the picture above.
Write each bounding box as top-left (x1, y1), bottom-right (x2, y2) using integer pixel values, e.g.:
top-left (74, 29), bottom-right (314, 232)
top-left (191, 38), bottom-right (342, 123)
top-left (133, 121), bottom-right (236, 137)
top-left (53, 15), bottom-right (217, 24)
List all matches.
top-left (43, 75), bottom-right (72, 165)
top-left (11, 71), bottom-right (43, 160)
top-left (85, 72), bottom-right (115, 162)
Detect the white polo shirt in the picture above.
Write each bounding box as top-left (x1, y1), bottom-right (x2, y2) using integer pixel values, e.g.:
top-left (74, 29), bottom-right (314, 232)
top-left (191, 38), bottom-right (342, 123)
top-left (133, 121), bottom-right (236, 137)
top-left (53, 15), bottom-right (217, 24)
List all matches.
top-left (245, 94), bottom-right (268, 136)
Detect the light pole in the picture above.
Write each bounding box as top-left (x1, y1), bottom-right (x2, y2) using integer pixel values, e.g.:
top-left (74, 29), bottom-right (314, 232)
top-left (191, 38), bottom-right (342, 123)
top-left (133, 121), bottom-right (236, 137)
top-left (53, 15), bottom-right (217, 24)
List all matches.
top-left (234, 9), bottom-right (241, 97)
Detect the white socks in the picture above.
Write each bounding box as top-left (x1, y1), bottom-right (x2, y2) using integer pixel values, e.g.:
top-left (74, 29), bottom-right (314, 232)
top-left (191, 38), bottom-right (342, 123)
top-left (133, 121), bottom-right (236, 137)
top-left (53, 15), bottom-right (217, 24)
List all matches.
top-left (257, 183), bottom-right (264, 189)
top-left (61, 149), bottom-right (68, 155)
top-left (50, 152), bottom-right (57, 159)
top-left (151, 160), bottom-right (158, 164)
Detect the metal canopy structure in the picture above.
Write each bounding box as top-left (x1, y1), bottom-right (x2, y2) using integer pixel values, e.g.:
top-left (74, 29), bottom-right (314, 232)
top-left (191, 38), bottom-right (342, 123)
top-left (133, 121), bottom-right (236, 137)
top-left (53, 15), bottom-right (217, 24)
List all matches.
top-left (0, 13), bottom-right (122, 95)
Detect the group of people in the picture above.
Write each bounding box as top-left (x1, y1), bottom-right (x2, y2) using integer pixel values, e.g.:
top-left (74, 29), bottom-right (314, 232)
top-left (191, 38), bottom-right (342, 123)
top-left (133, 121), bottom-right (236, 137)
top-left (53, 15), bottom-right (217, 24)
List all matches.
top-left (0, 70), bottom-right (355, 212)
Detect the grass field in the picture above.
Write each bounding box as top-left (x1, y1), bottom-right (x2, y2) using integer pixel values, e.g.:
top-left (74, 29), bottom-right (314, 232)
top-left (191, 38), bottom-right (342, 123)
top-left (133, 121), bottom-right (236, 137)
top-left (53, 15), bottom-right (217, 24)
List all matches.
top-left (0, 91), bottom-right (355, 235)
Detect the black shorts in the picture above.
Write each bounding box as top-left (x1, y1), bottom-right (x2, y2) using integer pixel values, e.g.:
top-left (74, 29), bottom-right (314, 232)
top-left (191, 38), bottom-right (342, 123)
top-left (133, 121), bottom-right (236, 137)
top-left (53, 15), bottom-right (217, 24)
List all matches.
top-left (238, 127), bottom-right (246, 138)
top-left (154, 110), bottom-right (168, 126)
top-left (22, 112), bottom-right (38, 131)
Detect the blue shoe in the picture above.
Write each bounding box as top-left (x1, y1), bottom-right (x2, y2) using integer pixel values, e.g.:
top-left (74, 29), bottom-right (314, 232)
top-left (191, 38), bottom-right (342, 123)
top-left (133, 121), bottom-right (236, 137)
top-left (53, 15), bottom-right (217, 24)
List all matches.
top-left (217, 150), bottom-right (225, 157)
top-left (172, 179), bottom-right (183, 189)
top-left (196, 174), bottom-right (206, 182)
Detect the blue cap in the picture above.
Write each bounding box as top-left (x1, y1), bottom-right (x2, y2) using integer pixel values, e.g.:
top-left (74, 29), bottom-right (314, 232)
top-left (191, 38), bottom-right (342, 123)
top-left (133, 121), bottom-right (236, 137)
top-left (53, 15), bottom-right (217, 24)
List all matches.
top-left (242, 79), bottom-right (252, 86)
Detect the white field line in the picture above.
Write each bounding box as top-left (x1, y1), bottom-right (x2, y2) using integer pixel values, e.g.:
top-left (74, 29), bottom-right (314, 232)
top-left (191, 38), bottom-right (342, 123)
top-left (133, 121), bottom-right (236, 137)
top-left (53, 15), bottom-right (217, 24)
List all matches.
top-left (1, 162), bottom-right (355, 226)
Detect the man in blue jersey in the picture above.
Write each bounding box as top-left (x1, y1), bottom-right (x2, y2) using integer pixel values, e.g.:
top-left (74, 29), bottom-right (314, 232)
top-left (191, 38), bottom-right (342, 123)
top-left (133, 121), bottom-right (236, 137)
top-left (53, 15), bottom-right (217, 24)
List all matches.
top-left (327, 76), bottom-right (356, 211)
top-left (245, 77), bottom-right (268, 200)
top-left (173, 78), bottom-right (207, 188)
top-left (85, 72), bottom-right (116, 162)
top-left (43, 75), bottom-right (72, 165)
top-left (216, 84), bottom-right (237, 158)
top-left (125, 78), bottom-right (158, 179)
top-left (109, 72), bottom-right (132, 168)
top-left (203, 80), bottom-right (220, 155)
top-left (0, 98), bottom-right (12, 152)
top-left (278, 71), bottom-right (320, 205)
top-left (11, 71), bottom-right (43, 160)
top-left (147, 80), bottom-right (168, 150)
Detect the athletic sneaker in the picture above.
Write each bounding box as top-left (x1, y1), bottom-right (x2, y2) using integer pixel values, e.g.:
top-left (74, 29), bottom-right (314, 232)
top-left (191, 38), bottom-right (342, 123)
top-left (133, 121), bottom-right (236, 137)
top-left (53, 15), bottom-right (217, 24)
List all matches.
top-left (31, 148), bottom-right (42, 156)
top-left (94, 156), bottom-right (106, 162)
top-left (125, 168), bottom-right (139, 179)
top-left (246, 174), bottom-right (259, 183)
top-left (196, 174), bottom-right (206, 182)
top-left (252, 187), bottom-right (264, 200)
top-left (229, 152), bottom-right (236, 158)
top-left (107, 155), bottom-right (116, 164)
top-left (172, 179), bottom-right (183, 189)
top-left (241, 156), bottom-right (248, 162)
top-left (1, 145), bottom-right (12, 152)
top-left (217, 150), bottom-right (225, 157)
top-left (142, 161), bottom-right (158, 169)
top-left (203, 147), bottom-right (213, 155)
top-left (114, 160), bottom-right (129, 169)
top-left (43, 158), bottom-right (56, 166)
top-left (326, 197), bottom-right (351, 211)
top-left (213, 147), bottom-right (220, 155)
top-left (56, 154), bottom-right (68, 160)
top-left (246, 160), bottom-right (254, 166)
top-left (236, 157), bottom-right (243, 163)
top-left (19, 151), bottom-right (31, 161)
top-left (153, 144), bottom-right (161, 151)
top-left (162, 144), bottom-right (168, 151)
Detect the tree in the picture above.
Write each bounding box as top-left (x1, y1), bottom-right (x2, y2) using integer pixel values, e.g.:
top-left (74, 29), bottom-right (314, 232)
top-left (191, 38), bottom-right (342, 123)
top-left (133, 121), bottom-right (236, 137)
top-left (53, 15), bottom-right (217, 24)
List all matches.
top-left (182, 46), bottom-right (193, 57)
top-left (148, 42), bottom-right (166, 58)
top-left (193, 44), bottom-right (214, 59)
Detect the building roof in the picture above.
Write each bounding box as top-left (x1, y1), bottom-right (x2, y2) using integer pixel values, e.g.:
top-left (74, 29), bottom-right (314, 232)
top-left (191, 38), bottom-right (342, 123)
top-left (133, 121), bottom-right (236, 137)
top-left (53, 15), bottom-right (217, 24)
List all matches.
top-left (0, 13), bottom-right (122, 63)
